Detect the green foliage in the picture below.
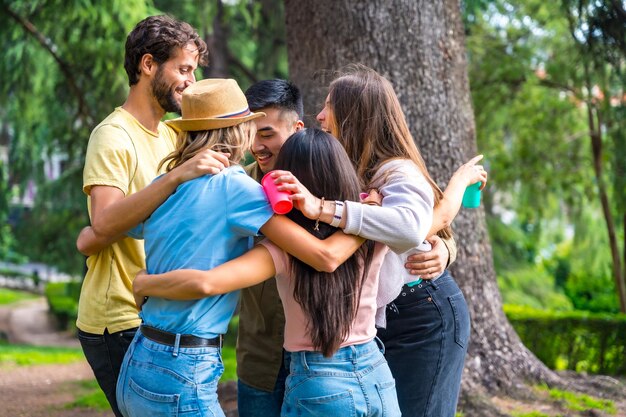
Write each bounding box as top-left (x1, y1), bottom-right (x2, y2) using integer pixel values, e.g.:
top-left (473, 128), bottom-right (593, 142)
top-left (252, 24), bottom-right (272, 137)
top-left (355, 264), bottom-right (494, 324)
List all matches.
top-left (0, 288), bottom-right (37, 305)
top-left (220, 345), bottom-right (237, 382)
top-left (505, 305), bottom-right (626, 375)
top-left (498, 267), bottom-right (573, 311)
top-left (1, 0), bottom-right (153, 274)
top-left (467, 0), bottom-right (626, 312)
top-left (0, 341), bottom-right (84, 366)
top-left (45, 282), bottom-right (81, 330)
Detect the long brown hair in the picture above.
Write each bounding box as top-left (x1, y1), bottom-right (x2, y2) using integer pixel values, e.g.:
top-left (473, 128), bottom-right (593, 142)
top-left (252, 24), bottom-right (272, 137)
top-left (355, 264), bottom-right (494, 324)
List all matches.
top-left (328, 64), bottom-right (452, 238)
top-left (159, 121), bottom-right (255, 172)
top-left (274, 128), bottom-right (374, 357)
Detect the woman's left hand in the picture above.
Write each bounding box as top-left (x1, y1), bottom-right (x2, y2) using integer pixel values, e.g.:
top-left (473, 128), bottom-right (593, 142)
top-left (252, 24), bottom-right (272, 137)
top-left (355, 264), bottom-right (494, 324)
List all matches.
top-left (270, 170), bottom-right (322, 220)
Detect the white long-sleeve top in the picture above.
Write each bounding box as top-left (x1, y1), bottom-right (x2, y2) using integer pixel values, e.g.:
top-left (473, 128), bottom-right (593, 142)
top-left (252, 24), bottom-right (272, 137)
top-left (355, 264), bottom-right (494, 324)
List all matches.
top-left (343, 158), bottom-right (435, 327)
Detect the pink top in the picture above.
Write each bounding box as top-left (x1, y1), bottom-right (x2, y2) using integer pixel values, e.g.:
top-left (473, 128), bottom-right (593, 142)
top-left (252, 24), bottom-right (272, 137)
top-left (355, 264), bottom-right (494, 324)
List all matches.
top-left (260, 239), bottom-right (388, 352)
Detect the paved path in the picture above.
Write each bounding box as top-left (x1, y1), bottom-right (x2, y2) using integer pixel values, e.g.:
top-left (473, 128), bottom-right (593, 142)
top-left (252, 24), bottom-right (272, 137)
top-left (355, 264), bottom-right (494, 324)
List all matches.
top-left (0, 297), bottom-right (239, 416)
top-left (0, 298), bottom-right (79, 347)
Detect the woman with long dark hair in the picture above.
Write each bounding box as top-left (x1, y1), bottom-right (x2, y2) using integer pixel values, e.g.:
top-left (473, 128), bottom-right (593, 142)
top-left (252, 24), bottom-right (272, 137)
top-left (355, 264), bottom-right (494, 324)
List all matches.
top-left (273, 65), bottom-right (487, 416)
top-left (133, 128), bottom-right (402, 416)
top-left (78, 80), bottom-right (366, 417)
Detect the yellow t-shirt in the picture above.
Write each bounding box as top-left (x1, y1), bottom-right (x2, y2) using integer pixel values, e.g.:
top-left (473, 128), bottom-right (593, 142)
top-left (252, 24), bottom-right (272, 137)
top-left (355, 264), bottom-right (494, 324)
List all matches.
top-left (76, 107), bottom-right (177, 334)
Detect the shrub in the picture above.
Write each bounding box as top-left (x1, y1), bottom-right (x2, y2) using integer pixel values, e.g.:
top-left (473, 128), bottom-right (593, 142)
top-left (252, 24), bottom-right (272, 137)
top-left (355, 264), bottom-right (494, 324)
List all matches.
top-left (45, 282), bottom-right (80, 330)
top-left (505, 304), bottom-right (626, 375)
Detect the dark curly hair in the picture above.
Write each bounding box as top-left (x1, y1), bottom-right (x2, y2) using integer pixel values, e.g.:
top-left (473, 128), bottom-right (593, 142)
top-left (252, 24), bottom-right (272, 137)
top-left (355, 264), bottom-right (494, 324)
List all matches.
top-left (124, 15), bottom-right (208, 86)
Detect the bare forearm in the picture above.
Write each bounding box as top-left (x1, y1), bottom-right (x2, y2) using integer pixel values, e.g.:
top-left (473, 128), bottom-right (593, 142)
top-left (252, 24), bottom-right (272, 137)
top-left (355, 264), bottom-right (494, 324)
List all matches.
top-left (134, 269), bottom-right (208, 300)
top-left (427, 176), bottom-right (467, 236)
top-left (76, 226), bottom-right (124, 256)
top-left (261, 215), bottom-right (364, 272)
top-left (91, 171), bottom-right (182, 238)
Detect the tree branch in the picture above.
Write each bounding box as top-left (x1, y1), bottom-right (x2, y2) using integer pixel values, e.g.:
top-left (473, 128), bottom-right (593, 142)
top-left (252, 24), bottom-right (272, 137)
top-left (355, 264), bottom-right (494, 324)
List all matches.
top-left (228, 52), bottom-right (259, 84)
top-left (2, 3), bottom-right (93, 126)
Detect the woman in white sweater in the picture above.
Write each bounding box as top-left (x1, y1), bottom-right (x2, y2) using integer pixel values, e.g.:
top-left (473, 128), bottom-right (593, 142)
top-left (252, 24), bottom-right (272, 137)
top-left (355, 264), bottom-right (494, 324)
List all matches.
top-left (272, 64), bottom-right (486, 417)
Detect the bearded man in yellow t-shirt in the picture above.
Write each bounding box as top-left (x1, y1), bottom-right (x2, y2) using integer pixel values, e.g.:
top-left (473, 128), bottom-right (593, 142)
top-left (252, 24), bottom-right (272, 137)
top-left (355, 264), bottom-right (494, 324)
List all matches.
top-left (75, 16), bottom-right (228, 417)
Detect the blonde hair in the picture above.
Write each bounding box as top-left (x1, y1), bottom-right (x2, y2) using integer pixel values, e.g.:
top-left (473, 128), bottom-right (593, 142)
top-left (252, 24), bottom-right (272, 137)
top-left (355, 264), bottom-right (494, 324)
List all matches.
top-left (160, 121), bottom-right (256, 172)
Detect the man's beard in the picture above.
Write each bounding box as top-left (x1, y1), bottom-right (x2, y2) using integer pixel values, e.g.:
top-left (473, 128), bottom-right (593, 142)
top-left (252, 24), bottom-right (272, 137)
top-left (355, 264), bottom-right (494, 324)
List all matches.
top-left (151, 66), bottom-right (181, 114)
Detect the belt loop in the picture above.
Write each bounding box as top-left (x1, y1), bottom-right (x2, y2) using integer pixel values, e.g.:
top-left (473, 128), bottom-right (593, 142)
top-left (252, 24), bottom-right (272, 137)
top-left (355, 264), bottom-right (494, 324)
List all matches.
top-left (350, 345), bottom-right (358, 365)
top-left (374, 336), bottom-right (385, 355)
top-left (300, 351), bottom-right (309, 371)
top-left (172, 333), bottom-right (181, 357)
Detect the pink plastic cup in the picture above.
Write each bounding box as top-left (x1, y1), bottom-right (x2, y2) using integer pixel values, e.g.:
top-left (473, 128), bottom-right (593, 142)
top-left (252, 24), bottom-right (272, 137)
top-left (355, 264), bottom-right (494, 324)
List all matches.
top-left (261, 171), bottom-right (293, 214)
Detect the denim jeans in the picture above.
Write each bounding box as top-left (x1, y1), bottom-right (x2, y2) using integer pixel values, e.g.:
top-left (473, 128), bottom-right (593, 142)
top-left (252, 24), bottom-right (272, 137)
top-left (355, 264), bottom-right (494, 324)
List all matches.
top-left (377, 271), bottom-right (470, 417)
top-left (116, 332), bottom-right (225, 417)
top-left (237, 351), bottom-right (290, 417)
top-left (281, 339), bottom-right (401, 417)
top-left (78, 327), bottom-right (138, 417)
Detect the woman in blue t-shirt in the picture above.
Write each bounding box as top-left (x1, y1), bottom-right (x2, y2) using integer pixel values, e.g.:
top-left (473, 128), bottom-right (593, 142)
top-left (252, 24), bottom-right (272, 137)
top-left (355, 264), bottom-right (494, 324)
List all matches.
top-left (79, 79), bottom-right (364, 417)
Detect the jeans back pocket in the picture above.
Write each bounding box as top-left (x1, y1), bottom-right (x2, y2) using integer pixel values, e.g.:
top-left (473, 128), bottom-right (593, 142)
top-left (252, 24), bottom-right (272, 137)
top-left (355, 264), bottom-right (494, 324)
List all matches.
top-left (448, 292), bottom-right (470, 349)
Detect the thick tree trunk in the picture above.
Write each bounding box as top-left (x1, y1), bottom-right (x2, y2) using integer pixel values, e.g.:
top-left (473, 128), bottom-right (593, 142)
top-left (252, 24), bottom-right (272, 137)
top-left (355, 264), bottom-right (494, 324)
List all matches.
top-left (284, 0), bottom-right (559, 403)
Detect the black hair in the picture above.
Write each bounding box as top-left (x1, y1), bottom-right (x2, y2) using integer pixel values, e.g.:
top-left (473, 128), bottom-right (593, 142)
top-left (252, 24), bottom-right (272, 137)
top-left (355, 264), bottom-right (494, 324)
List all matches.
top-left (274, 128), bottom-right (374, 356)
top-left (244, 79), bottom-right (304, 119)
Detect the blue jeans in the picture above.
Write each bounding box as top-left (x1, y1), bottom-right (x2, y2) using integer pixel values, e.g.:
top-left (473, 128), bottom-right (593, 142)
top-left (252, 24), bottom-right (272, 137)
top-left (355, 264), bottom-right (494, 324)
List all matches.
top-left (116, 332), bottom-right (225, 417)
top-left (78, 327), bottom-right (138, 417)
top-left (377, 271), bottom-right (470, 417)
top-left (281, 339), bottom-right (401, 417)
top-left (237, 351), bottom-right (290, 417)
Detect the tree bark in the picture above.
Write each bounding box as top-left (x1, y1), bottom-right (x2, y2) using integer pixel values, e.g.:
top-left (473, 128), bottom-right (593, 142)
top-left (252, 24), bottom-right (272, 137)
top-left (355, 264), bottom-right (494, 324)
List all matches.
top-left (284, 0), bottom-right (559, 403)
top-left (204, 0), bottom-right (230, 78)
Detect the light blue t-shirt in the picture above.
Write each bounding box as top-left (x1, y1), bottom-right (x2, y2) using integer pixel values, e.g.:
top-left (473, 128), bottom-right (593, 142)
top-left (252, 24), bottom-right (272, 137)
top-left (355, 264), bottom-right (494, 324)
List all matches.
top-left (128, 165), bottom-right (274, 338)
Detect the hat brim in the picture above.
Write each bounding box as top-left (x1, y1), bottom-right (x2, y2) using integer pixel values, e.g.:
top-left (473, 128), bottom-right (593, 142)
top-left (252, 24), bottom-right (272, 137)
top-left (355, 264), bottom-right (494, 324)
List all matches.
top-left (166, 111), bottom-right (265, 132)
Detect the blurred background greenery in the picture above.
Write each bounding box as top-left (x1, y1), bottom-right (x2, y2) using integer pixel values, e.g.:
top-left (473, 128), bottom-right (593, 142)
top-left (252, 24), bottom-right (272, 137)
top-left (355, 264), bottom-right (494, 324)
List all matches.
top-left (1, 0), bottom-right (625, 376)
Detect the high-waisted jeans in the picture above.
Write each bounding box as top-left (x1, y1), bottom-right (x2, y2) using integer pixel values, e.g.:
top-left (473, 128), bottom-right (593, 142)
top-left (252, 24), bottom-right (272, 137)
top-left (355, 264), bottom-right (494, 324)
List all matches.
top-left (377, 271), bottom-right (470, 417)
top-left (281, 339), bottom-right (401, 417)
top-left (116, 332), bottom-right (225, 417)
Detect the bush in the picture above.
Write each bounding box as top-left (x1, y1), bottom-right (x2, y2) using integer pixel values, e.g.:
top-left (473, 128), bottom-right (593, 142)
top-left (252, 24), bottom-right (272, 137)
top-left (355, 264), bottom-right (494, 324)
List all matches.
top-left (505, 304), bottom-right (626, 375)
top-left (498, 267), bottom-right (573, 311)
top-left (45, 282), bottom-right (80, 330)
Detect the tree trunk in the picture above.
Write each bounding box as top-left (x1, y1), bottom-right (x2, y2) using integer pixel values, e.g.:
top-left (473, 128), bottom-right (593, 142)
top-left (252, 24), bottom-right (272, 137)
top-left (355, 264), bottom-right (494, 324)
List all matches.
top-left (284, 0), bottom-right (559, 405)
top-left (204, 0), bottom-right (230, 78)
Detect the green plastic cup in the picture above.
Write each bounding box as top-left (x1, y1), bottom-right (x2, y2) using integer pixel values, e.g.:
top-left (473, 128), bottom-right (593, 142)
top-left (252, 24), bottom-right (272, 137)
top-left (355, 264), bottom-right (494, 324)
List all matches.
top-left (462, 182), bottom-right (482, 208)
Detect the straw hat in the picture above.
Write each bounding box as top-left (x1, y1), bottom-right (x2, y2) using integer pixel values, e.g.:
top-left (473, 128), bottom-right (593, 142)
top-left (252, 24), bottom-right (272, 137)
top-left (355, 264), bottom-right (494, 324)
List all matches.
top-left (166, 79), bottom-right (265, 131)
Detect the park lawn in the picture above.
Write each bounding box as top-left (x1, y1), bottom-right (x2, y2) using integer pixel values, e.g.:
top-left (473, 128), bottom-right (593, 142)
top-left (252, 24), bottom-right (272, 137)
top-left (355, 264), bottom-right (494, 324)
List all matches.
top-left (0, 342), bottom-right (85, 366)
top-left (0, 288), bottom-right (38, 305)
top-left (66, 345), bottom-right (238, 411)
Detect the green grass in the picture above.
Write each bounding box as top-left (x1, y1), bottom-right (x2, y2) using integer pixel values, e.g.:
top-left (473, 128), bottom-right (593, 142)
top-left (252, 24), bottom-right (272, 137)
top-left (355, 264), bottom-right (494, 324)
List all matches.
top-left (221, 345), bottom-right (237, 382)
top-left (512, 412), bottom-right (556, 417)
top-left (0, 288), bottom-right (38, 305)
top-left (65, 380), bottom-right (110, 412)
top-left (66, 345), bottom-right (239, 412)
top-left (546, 388), bottom-right (616, 414)
top-left (0, 342), bottom-right (85, 366)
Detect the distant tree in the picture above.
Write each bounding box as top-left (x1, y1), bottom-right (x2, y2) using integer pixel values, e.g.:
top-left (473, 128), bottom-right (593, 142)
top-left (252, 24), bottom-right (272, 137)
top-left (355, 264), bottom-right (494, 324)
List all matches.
top-left (466, 0), bottom-right (626, 312)
top-left (0, 0), bottom-right (152, 274)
